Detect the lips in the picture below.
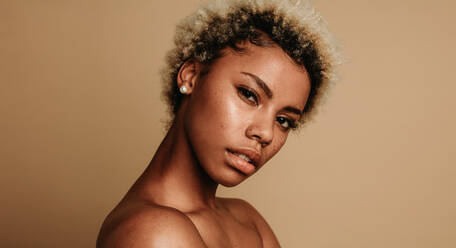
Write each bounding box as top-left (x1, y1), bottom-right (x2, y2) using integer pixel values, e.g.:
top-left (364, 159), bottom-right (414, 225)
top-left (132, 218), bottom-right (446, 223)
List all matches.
top-left (226, 148), bottom-right (260, 167)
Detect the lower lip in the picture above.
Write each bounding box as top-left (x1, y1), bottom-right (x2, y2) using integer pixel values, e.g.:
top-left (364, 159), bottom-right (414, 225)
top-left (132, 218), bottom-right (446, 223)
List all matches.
top-left (226, 150), bottom-right (256, 175)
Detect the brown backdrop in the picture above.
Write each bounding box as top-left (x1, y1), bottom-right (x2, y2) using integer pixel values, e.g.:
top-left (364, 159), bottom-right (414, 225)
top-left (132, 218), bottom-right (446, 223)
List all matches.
top-left (1, 0), bottom-right (455, 247)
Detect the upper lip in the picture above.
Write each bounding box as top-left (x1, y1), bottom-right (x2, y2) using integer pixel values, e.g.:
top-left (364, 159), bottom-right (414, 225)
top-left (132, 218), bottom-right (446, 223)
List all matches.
top-left (227, 148), bottom-right (261, 167)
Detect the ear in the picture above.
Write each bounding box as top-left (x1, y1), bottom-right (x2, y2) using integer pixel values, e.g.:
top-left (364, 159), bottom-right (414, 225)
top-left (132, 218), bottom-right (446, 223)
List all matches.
top-left (177, 59), bottom-right (202, 94)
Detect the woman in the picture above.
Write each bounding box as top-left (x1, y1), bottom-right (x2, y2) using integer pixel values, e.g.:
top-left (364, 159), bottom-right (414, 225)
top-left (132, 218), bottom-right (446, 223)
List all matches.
top-left (97, 0), bottom-right (339, 247)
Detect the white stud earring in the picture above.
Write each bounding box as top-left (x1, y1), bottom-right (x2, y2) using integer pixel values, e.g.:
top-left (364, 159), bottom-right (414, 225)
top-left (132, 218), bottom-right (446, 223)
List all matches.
top-left (179, 85), bottom-right (188, 94)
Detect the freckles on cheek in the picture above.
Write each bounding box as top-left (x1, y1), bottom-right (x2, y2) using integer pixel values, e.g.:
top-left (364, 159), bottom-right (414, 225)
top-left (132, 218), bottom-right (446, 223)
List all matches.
top-left (217, 107), bottom-right (235, 130)
top-left (270, 136), bottom-right (287, 155)
top-left (216, 93), bottom-right (243, 129)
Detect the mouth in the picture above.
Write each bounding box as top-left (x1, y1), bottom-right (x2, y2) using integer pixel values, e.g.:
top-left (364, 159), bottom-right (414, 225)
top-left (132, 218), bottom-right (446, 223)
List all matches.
top-left (230, 151), bottom-right (254, 165)
top-left (226, 148), bottom-right (260, 167)
top-left (226, 149), bottom-right (256, 175)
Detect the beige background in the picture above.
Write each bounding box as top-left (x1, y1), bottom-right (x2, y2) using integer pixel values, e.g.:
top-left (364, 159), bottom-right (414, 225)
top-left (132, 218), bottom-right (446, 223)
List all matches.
top-left (1, 0), bottom-right (455, 247)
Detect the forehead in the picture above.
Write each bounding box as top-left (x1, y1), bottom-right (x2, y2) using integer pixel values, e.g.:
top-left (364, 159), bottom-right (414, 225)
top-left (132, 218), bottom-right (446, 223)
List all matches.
top-left (208, 44), bottom-right (311, 109)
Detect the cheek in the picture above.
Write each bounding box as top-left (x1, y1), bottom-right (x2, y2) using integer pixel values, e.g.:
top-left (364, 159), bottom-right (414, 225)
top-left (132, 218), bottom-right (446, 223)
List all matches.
top-left (186, 82), bottom-right (243, 145)
top-left (262, 133), bottom-right (287, 163)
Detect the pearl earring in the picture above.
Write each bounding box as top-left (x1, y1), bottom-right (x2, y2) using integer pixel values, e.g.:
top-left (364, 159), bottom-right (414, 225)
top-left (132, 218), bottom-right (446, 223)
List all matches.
top-left (179, 85), bottom-right (188, 94)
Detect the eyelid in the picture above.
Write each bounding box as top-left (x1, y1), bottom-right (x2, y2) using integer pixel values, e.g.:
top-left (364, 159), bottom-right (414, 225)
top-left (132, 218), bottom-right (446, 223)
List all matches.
top-left (279, 116), bottom-right (298, 130)
top-left (237, 85), bottom-right (260, 105)
top-left (236, 84), bottom-right (300, 130)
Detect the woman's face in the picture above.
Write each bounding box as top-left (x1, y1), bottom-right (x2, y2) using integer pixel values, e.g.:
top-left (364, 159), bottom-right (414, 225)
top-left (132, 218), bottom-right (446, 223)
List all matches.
top-left (181, 42), bottom-right (311, 187)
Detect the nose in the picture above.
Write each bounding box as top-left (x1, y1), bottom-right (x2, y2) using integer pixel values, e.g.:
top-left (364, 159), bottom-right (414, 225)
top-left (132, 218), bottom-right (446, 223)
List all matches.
top-left (245, 116), bottom-right (274, 148)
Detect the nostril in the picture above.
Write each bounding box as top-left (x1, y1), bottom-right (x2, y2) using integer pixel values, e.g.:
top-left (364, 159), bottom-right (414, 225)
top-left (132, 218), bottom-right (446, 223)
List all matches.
top-left (246, 125), bottom-right (273, 146)
top-left (260, 140), bottom-right (271, 148)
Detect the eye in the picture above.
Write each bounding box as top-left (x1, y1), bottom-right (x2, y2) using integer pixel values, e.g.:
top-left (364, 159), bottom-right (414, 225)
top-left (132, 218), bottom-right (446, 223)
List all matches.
top-left (237, 86), bottom-right (258, 105)
top-left (276, 116), bottom-right (297, 131)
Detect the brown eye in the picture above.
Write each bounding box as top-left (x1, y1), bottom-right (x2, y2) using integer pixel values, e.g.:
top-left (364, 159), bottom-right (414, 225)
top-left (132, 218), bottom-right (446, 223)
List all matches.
top-left (276, 116), bottom-right (297, 131)
top-left (237, 87), bottom-right (258, 105)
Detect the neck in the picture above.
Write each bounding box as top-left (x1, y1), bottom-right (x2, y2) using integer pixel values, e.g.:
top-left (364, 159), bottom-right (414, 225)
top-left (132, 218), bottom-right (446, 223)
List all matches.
top-left (128, 113), bottom-right (219, 211)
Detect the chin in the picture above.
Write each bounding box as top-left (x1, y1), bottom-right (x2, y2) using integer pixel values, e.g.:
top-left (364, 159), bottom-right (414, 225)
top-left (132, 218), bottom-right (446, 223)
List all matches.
top-left (212, 169), bottom-right (250, 187)
top-left (219, 180), bottom-right (243, 187)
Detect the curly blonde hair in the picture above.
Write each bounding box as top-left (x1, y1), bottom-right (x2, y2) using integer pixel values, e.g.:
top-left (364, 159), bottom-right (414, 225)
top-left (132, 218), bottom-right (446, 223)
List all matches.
top-left (161, 0), bottom-right (341, 127)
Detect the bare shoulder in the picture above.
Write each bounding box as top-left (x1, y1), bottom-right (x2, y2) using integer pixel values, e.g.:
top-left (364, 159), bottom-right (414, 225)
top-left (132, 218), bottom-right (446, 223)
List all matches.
top-left (218, 197), bottom-right (281, 247)
top-left (97, 202), bottom-right (207, 248)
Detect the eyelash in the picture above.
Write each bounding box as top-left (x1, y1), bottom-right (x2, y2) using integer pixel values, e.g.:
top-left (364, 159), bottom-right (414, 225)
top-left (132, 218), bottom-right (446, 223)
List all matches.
top-left (276, 116), bottom-right (298, 131)
top-left (237, 86), bottom-right (298, 131)
top-left (237, 86), bottom-right (258, 105)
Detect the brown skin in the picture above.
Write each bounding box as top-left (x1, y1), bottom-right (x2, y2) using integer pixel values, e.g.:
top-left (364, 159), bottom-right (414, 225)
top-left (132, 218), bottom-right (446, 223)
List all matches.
top-left (97, 42), bottom-right (311, 247)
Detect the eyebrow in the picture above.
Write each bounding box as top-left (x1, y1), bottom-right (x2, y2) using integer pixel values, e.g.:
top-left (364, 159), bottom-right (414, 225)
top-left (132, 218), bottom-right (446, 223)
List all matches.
top-left (283, 106), bottom-right (302, 116)
top-left (240, 71), bottom-right (303, 116)
top-left (241, 72), bottom-right (273, 99)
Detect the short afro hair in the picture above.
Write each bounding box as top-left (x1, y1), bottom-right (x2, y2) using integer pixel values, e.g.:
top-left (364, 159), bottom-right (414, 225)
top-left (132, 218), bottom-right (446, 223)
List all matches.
top-left (161, 0), bottom-right (341, 128)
